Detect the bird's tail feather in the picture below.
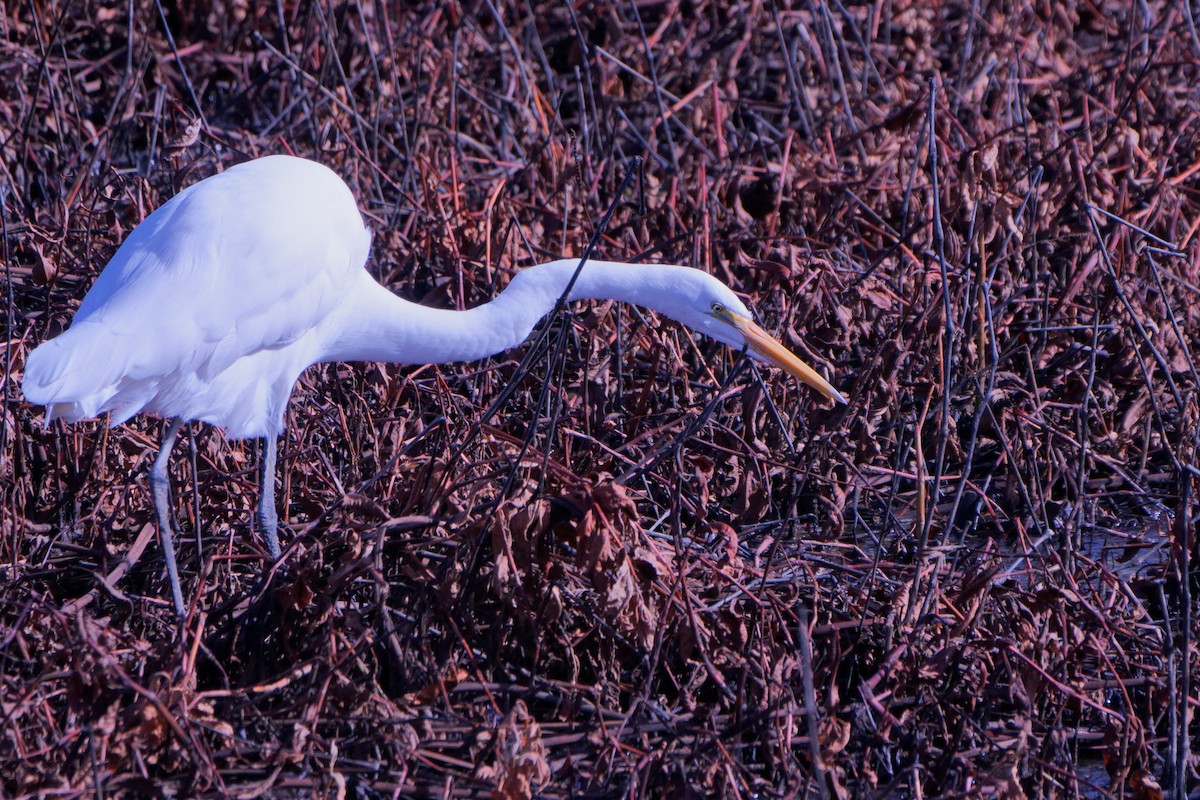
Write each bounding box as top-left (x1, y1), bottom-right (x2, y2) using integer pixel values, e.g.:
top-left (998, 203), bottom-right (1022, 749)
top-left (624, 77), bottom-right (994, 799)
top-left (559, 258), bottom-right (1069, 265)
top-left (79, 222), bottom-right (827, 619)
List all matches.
top-left (23, 322), bottom-right (141, 424)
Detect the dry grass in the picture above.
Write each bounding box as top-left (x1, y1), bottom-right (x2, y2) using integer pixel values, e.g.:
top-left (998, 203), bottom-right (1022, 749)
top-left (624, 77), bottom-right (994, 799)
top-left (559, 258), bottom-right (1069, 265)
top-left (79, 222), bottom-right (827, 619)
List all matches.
top-left (1, 1), bottom-right (1198, 797)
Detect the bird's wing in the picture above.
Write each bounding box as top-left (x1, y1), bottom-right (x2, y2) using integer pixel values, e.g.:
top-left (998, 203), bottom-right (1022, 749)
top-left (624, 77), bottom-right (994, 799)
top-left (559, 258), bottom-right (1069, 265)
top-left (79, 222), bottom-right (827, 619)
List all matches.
top-left (26, 159), bottom-right (372, 410)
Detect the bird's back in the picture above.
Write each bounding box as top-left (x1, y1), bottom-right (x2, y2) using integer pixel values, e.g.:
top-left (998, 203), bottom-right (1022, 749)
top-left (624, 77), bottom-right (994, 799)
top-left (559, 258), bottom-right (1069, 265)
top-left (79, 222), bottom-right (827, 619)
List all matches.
top-left (23, 156), bottom-right (373, 438)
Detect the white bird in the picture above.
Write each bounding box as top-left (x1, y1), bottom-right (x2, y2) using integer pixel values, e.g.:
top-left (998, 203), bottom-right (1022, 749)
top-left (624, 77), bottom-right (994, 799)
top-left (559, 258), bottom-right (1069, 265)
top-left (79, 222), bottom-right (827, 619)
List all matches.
top-left (22, 155), bottom-right (846, 616)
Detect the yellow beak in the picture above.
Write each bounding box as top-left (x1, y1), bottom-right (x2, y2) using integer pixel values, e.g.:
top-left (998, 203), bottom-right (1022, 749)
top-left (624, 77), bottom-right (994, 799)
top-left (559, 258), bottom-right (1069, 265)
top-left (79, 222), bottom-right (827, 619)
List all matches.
top-left (731, 315), bottom-right (846, 405)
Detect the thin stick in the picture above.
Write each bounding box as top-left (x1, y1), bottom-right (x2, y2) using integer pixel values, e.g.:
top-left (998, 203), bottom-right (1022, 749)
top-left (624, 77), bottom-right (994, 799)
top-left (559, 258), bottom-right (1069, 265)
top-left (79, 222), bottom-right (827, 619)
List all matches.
top-left (439, 156), bottom-right (645, 494)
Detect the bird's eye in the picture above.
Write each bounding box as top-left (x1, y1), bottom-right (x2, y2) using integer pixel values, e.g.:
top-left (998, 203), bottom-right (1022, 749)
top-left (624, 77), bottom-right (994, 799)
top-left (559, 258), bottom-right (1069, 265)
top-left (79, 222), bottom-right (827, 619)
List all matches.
top-left (711, 302), bottom-right (725, 315)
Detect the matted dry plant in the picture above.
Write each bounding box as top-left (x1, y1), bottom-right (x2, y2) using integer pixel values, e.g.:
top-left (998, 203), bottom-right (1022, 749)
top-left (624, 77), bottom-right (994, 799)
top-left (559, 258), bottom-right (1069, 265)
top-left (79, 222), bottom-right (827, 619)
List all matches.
top-left (1, 1), bottom-right (1197, 797)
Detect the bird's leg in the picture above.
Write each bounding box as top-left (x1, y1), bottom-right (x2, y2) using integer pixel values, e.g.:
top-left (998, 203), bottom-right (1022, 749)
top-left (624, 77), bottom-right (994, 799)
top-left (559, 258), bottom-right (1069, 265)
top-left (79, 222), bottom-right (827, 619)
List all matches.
top-left (187, 422), bottom-right (203, 571)
top-left (257, 435), bottom-right (281, 560)
top-left (150, 417), bottom-right (186, 616)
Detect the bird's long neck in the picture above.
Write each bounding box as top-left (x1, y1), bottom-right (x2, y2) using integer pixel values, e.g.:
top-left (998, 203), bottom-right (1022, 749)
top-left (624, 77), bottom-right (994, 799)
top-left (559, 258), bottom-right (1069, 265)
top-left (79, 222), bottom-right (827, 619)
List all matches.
top-left (324, 259), bottom-right (684, 366)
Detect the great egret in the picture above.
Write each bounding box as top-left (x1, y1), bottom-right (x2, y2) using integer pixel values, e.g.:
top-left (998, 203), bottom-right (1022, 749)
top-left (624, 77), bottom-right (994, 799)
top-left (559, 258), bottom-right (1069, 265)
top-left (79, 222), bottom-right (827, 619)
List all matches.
top-left (23, 155), bottom-right (845, 616)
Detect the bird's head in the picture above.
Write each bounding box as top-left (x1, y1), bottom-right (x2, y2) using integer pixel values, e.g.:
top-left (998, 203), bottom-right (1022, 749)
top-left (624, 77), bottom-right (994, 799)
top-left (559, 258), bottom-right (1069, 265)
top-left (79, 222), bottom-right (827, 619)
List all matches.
top-left (657, 270), bottom-right (847, 406)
